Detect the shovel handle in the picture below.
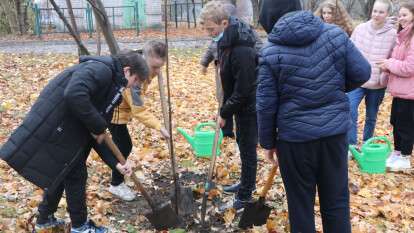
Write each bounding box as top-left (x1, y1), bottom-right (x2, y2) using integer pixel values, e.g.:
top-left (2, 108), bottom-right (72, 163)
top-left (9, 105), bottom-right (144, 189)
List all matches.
top-left (103, 133), bottom-right (157, 209)
top-left (260, 165), bottom-right (278, 198)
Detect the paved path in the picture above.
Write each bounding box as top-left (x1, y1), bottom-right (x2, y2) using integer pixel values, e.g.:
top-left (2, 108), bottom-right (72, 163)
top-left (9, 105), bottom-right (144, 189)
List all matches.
top-left (0, 38), bottom-right (211, 54)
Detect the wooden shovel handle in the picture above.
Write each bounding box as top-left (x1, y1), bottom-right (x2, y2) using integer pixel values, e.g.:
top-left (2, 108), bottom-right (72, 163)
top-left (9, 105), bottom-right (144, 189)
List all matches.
top-left (260, 165), bottom-right (278, 198)
top-left (103, 133), bottom-right (156, 209)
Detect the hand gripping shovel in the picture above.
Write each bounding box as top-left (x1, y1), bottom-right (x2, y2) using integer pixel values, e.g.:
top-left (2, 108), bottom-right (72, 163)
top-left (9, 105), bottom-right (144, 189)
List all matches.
top-left (239, 165), bottom-right (278, 229)
top-left (103, 133), bottom-right (179, 231)
top-left (158, 73), bottom-right (195, 216)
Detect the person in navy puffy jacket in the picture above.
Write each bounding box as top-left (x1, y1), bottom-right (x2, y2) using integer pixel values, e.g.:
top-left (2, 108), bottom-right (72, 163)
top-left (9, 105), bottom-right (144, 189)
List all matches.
top-left (257, 11), bottom-right (371, 233)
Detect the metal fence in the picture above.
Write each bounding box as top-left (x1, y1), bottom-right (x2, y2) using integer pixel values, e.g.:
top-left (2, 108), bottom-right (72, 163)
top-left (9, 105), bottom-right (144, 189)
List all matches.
top-left (162, 0), bottom-right (205, 28)
top-left (32, 2), bottom-right (145, 36)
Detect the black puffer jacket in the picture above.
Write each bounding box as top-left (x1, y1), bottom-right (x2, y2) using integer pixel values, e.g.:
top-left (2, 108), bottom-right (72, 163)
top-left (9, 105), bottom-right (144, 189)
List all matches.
top-left (0, 56), bottom-right (127, 190)
top-left (218, 16), bottom-right (257, 118)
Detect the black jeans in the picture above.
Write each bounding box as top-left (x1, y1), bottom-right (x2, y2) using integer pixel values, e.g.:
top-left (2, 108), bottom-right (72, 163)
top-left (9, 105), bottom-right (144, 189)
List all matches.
top-left (222, 115), bottom-right (234, 137)
top-left (391, 97), bottom-right (414, 155)
top-left (235, 113), bottom-right (258, 201)
top-left (277, 133), bottom-right (351, 233)
top-left (37, 148), bottom-right (89, 228)
top-left (93, 124), bottom-right (132, 186)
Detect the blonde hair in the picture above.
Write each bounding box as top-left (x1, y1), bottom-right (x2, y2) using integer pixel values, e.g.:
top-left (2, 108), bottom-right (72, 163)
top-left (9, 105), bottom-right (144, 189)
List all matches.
top-left (199, 1), bottom-right (230, 25)
top-left (374, 0), bottom-right (394, 13)
top-left (314, 0), bottom-right (354, 36)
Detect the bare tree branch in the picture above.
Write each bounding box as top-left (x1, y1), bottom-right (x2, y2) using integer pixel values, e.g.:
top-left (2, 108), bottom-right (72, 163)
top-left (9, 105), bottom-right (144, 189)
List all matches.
top-left (86, 0), bottom-right (120, 55)
top-left (49, 0), bottom-right (90, 55)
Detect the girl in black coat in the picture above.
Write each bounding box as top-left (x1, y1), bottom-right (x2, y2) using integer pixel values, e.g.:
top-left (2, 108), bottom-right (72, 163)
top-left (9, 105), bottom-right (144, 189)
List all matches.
top-left (0, 51), bottom-right (149, 232)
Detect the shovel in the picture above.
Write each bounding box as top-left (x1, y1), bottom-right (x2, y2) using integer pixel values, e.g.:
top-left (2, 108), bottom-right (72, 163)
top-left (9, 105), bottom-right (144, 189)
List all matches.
top-left (200, 65), bottom-right (223, 230)
top-left (158, 72), bottom-right (195, 216)
top-left (103, 133), bottom-right (180, 231)
top-left (238, 165), bottom-right (278, 229)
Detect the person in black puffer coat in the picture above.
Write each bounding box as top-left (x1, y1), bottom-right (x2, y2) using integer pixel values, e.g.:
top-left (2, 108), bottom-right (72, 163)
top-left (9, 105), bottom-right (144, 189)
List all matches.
top-left (257, 11), bottom-right (371, 233)
top-left (199, 1), bottom-right (258, 210)
top-left (0, 51), bottom-right (149, 233)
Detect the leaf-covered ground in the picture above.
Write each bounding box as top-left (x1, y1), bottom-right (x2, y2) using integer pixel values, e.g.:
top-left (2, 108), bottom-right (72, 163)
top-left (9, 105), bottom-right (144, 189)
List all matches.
top-left (0, 50), bottom-right (413, 233)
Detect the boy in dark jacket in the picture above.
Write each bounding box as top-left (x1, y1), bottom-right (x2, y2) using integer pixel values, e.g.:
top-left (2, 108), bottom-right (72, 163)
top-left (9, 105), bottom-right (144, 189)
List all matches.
top-left (199, 1), bottom-right (258, 210)
top-left (257, 11), bottom-right (371, 233)
top-left (0, 51), bottom-right (149, 233)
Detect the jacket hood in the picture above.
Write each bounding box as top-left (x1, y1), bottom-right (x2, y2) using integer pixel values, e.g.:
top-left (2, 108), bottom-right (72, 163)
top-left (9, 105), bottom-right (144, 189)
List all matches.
top-left (268, 11), bottom-right (323, 46)
top-left (218, 16), bottom-right (256, 49)
top-left (259, 0), bottom-right (302, 34)
top-left (79, 56), bottom-right (128, 87)
top-left (367, 20), bottom-right (395, 35)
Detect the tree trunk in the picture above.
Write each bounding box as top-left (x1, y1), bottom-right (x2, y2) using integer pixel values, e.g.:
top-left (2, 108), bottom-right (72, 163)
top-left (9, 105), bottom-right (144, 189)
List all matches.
top-left (65, 0), bottom-right (82, 55)
top-left (87, 0), bottom-right (120, 55)
top-left (0, 0), bottom-right (19, 34)
top-left (49, 0), bottom-right (90, 55)
top-left (250, 0), bottom-right (259, 27)
top-left (96, 17), bottom-right (102, 55)
top-left (66, 0), bottom-right (80, 36)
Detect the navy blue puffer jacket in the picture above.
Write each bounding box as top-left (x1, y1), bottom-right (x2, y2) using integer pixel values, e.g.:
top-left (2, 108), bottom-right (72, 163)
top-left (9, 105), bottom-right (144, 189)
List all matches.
top-left (257, 11), bottom-right (371, 149)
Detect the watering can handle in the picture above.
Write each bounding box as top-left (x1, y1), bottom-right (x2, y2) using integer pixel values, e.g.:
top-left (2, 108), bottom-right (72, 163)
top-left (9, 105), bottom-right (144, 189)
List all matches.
top-left (195, 122), bottom-right (217, 131)
top-left (364, 136), bottom-right (391, 151)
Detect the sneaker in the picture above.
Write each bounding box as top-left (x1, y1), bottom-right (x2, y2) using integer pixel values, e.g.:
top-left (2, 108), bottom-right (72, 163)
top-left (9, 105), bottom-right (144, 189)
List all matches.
top-left (223, 183), bottom-right (241, 194)
top-left (35, 215), bottom-right (65, 231)
top-left (71, 220), bottom-right (108, 233)
top-left (219, 197), bottom-right (252, 213)
top-left (108, 182), bottom-right (136, 201)
top-left (387, 155), bottom-right (411, 172)
top-left (386, 151), bottom-right (401, 167)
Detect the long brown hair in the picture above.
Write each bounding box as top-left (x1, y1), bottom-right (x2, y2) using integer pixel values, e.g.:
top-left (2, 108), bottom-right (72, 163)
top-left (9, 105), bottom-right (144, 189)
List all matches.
top-left (398, 1), bottom-right (414, 46)
top-left (314, 0), bottom-right (354, 36)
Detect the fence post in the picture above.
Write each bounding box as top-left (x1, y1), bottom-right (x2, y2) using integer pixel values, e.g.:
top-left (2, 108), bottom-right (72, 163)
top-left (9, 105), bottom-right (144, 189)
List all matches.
top-left (34, 4), bottom-right (42, 37)
top-left (186, 0), bottom-right (190, 28)
top-left (192, 0), bottom-right (196, 28)
top-left (174, 1), bottom-right (178, 28)
top-left (135, 1), bottom-right (140, 36)
top-left (112, 7), bottom-right (115, 30)
top-left (86, 4), bottom-right (93, 37)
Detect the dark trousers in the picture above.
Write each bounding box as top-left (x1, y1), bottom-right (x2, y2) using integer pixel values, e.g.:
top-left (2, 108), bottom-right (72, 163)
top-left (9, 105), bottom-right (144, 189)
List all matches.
top-left (93, 124), bottom-right (132, 186)
top-left (391, 97), bottom-right (414, 155)
top-left (37, 149), bottom-right (89, 228)
top-left (277, 133), bottom-right (351, 233)
top-left (222, 115), bottom-right (234, 137)
top-left (235, 113), bottom-right (258, 200)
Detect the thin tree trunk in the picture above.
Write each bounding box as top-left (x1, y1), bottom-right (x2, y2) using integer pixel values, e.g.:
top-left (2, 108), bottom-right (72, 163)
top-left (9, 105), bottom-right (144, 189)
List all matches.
top-left (65, 0), bottom-right (82, 55)
top-left (0, 0), bottom-right (19, 34)
top-left (96, 18), bottom-right (102, 55)
top-left (87, 0), bottom-right (120, 55)
top-left (66, 0), bottom-right (79, 36)
top-left (49, 0), bottom-right (90, 55)
top-left (250, 0), bottom-right (259, 27)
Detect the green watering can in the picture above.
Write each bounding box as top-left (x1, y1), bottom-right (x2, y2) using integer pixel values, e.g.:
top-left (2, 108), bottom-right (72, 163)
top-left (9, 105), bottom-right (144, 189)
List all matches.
top-left (349, 136), bottom-right (391, 174)
top-left (177, 122), bottom-right (223, 158)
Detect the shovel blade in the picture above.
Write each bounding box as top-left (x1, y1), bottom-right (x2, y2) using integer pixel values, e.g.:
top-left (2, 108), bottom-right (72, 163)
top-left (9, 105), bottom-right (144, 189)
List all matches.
top-left (238, 198), bottom-right (272, 229)
top-left (171, 186), bottom-right (195, 216)
top-left (144, 202), bottom-right (180, 231)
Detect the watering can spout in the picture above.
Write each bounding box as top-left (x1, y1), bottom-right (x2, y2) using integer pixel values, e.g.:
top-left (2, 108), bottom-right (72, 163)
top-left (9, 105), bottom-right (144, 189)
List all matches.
top-left (349, 145), bottom-right (362, 162)
top-left (177, 128), bottom-right (195, 147)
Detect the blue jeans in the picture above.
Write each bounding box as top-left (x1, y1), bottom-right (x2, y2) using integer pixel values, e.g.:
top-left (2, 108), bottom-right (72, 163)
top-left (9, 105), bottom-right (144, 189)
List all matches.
top-left (347, 88), bottom-right (385, 145)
